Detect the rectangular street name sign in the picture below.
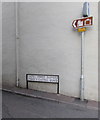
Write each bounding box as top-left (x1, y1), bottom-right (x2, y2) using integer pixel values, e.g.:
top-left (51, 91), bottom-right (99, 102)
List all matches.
top-left (26, 74), bottom-right (59, 94)
top-left (72, 16), bottom-right (93, 29)
top-left (27, 74), bottom-right (59, 83)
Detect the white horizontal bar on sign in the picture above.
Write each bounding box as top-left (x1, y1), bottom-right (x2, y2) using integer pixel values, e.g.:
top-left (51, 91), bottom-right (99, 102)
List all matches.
top-left (27, 74), bottom-right (59, 83)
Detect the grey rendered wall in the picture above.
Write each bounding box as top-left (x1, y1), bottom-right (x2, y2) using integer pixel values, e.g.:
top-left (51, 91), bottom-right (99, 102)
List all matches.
top-left (98, 1), bottom-right (100, 101)
top-left (84, 3), bottom-right (98, 101)
top-left (18, 2), bottom-right (98, 101)
top-left (18, 2), bottom-right (82, 96)
top-left (2, 2), bottom-right (98, 101)
top-left (2, 2), bottom-right (16, 87)
top-left (0, 2), bottom-right (2, 89)
top-left (0, 2), bottom-right (2, 119)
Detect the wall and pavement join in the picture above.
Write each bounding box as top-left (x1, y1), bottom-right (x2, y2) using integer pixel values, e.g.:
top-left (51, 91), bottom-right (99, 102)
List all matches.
top-left (2, 2), bottom-right (98, 101)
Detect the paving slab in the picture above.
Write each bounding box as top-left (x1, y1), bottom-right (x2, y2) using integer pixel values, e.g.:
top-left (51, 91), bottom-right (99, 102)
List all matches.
top-left (2, 85), bottom-right (98, 110)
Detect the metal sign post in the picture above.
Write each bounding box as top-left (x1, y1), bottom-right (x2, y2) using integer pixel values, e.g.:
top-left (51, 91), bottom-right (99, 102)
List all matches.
top-left (80, 31), bottom-right (85, 101)
top-left (72, 2), bottom-right (93, 101)
top-left (80, 2), bottom-right (90, 101)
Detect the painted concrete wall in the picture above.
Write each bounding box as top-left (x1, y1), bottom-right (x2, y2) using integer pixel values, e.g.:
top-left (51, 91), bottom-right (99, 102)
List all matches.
top-left (2, 2), bottom-right (98, 101)
top-left (0, 2), bottom-right (2, 89)
top-left (99, 2), bottom-right (100, 102)
top-left (2, 2), bottom-right (16, 87)
top-left (0, 2), bottom-right (2, 119)
top-left (18, 2), bottom-right (98, 101)
top-left (19, 2), bottom-right (82, 96)
top-left (84, 3), bottom-right (98, 101)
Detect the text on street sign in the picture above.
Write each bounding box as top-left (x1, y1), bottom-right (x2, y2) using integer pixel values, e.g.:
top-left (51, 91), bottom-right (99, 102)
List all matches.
top-left (72, 16), bottom-right (93, 29)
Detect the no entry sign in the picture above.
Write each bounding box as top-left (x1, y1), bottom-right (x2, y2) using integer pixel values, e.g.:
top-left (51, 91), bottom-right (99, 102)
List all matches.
top-left (72, 16), bottom-right (93, 29)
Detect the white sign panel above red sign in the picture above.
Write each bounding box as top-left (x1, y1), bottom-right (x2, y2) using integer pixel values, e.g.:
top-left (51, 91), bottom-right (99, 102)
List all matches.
top-left (72, 16), bottom-right (93, 29)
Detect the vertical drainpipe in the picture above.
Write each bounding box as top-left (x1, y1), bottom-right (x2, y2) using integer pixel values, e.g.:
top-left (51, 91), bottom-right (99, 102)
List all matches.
top-left (15, 1), bottom-right (19, 87)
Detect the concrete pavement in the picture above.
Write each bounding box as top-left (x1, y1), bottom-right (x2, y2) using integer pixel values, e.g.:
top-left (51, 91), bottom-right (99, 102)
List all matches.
top-left (2, 91), bottom-right (98, 118)
top-left (2, 86), bottom-right (98, 110)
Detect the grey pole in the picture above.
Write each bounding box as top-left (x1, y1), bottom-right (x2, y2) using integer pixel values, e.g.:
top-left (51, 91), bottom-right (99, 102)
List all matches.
top-left (80, 31), bottom-right (85, 101)
top-left (80, 2), bottom-right (90, 101)
top-left (15, 1), bottom-right (19, 87)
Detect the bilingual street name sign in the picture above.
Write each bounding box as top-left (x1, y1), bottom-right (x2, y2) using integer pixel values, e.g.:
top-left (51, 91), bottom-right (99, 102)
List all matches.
top-left (72, 16), bottom-right (93, 29)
